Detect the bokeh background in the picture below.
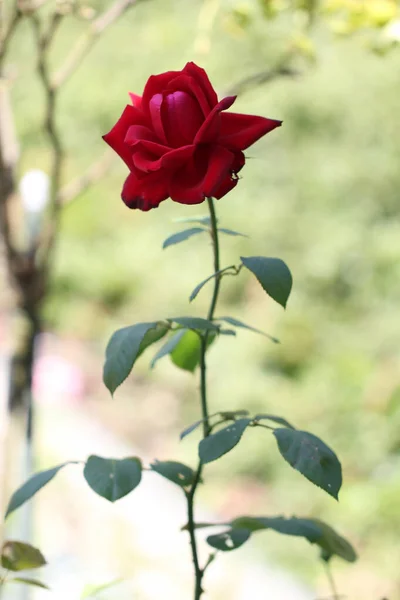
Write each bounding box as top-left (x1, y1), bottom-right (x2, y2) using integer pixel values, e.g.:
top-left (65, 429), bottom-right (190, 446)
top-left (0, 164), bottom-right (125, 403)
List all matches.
top-left (1, 0), bottom-right (400, 598)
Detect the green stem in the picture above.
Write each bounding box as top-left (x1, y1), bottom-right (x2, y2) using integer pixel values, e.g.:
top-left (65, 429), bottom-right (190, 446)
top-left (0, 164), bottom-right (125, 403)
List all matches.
top-left (187, 197), bottom-right (221, 600)
top-left (206, 196), bottom-right (220, 322)
top-left (324, 561), bottom-right (340, 600)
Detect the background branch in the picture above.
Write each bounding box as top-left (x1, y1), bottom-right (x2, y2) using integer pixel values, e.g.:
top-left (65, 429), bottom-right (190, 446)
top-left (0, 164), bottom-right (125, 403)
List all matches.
top-left (1, 0), bottom-right (144, 413)
top-left (28, 0), bottom-right (52, 9)
top-left (52, 0), bottom-right (140, 89)
top-left (225, 64), bottom-right (299, 97)
top-left (0, 0), bottom-right (144, 546)
top-left (31, 10), bottom-right (65, 271)
top-left (0, 81), bottom-right (19, 271)
top-left (0, 1), bottom-right (21, 67)
top-left (57, 151), bottom-right (115, 206)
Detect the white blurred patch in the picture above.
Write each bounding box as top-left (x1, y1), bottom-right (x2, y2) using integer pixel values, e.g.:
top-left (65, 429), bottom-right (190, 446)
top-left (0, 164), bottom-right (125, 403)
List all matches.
top-left (19, 169), bottom-right (50, 249)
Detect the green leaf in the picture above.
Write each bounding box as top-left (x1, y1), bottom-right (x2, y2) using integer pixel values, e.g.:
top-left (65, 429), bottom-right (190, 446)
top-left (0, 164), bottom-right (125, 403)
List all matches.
top-left (189, 266), bottom-right (235, 302)
top-left (199, 418), bottom-right (251, 464)
top-left (253, 414), bottom-right (296, 429)
top-left (171, 329), bottom-right (216, 372)
top-left (273, 429), bottom-right (342, 499)
top-left (10, 578), bottom-right (49, 590)
top-left (150, 329), bottom-right (186, 368)
top-left (162, 228), bottom-right (205, 249)
top-left (218, 228), bottom-right (247, 237)
top-left (229, 516), bottom-right (356, 563)
top-left (311, 519), bottom-right (357, 563)
top-left (207, 528), bottom-right (251, 551)
top-left (217, 316), bottom-right (279, 343)
top-left (240, 256), bottom-right (293, 309)
top-left (180, 521), bottom-right (220, 531)
top-left (5, 463), bottom-right (71, 519)
top-left (103, 321), bottom-right (158, 395)
top-left (81, 579), bottom-right (122, 599)
top-left (84, 456), bottom-right (142, 502)
top-left (219, 409), bottom-right (249, 419)
top-left (180, 417), bottom-right (206, 440)
top-left (1, 541), bottom-right (46, 571)
top-left (168, 317), bottom-right (219, 331)
top-left (231, 516), bottom-right (322, 537)
top-left (137, 323), bottom-right (169, 357)
top-left (180, 410), bottom-right (248, 440)
top-left (150, 461), bottom-right (196, 487)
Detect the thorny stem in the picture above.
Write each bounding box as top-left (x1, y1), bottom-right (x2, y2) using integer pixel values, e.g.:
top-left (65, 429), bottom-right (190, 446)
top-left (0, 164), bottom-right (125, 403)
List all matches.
top-left (186, 197), bottom-right (221, 600)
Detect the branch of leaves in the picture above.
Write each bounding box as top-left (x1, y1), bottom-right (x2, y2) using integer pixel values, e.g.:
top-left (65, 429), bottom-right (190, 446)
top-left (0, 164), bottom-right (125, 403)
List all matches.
top-left (183, 515), bottom-right (357, 564)
top-left (4, 456), bottom-right (199, 522)
top-left (103, 312), bottom-right (280, 396)
top-left (181, 413), bottom-right (342, 500)
top-left (190, 255), bottom-right (292, 309)
top-left (161, 216), bottom-right (247, 250)
top-left (162, 219), bottom-right (292, 308)
top-left (1, 540), bottom-right (48, 590)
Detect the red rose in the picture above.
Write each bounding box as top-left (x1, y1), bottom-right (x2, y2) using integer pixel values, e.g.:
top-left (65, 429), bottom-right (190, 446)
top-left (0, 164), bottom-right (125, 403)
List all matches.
top-left (103, 62), bottom-right (281, 211)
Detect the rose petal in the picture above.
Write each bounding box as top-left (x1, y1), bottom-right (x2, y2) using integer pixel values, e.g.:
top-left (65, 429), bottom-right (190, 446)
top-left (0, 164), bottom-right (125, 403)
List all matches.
top-left (212, 175), bottom-right (238, 199)
top-left (149, 93), bottom-right (168, 144)
top-left (131, 139), bottom-right (171, 156)
top-left (161, 145), bottom-right (195, 169)
top-left (133, 144), bottom-right (194, 173)
top-left (129, 93), bottom-right (143, 109)
top-left (183, 62), bottom-right (218, 110)
top-left (194, 96), bottom-right (236, 145)
top-left (162, 91), bottom-right (204, 146)
top-left (125, 124), bottom-right (158, 146)
top-left (103, 105), bottom-right (145, 168)
top-left (219, 113), bottom-right (282, 151)
top-left (122, 171), bottom-right (169, 211)
top-left (142, 70), bottom-right (180, 112)
top-left (213, 151), bottom-right (245, 199)
top-left (170, 145), bottom-right (234, 205)
top-left (203, 145), bottom-right (235, 197)
top-left (166, 74), bottom-right (211, 117)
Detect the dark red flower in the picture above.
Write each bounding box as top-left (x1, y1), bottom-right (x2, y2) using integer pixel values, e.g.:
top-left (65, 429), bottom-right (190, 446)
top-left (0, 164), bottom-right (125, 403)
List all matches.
top-left (103, 62), bottom-right (281, 211)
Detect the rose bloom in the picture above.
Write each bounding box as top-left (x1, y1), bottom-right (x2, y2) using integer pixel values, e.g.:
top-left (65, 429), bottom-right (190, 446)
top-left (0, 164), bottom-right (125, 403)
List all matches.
top-left (103, 62), bottom-right (281, 211)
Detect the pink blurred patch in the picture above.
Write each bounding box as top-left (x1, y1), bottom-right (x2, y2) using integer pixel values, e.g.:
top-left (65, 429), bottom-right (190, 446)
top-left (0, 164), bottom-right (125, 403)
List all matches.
top-left (33, 354), bottom-right (85, 404)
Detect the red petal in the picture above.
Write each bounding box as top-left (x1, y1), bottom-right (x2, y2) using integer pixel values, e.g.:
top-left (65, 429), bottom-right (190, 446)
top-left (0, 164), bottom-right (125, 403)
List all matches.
top-left (231, 150), bottom-right (245, 174)
top-left (161, 145), bottom-right (195, 169)
top-left (142, 70), bottom-right (179, 112)
top-left (182, 62), bottom-right (218, 110)
top-left (170, 145), bottom-right (234, 205)
top-left (219, 113), bottom-right (282, 151)
top-left (125, 124), bottom-right (157, 146)
top-left (166, 74), bottom-right (211, 117)
top-left (133, 144), bottom-right (194, 173)
top-left (129, 93), bottom-right (143, 109)
top-left (149, 93), bottom-right (168, 144)
top-left (122, 171), bottom-right (169, 211)
top-left (162, 91), bottom-right (204, 146)
top-left (194, 96), bottom-right (236, 145)
top-left (212, 175), bottom-right (238, 199)
top-left (103, 105), bottom-right (145, 168)
top-left (131, 139), bottom-right (171, 156)
top-left (203, 145), bottom-right (235, 197)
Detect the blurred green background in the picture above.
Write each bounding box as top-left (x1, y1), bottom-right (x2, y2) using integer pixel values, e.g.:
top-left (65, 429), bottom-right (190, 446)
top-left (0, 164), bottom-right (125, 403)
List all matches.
top-left (2, 0), bottom-right (400, 598)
